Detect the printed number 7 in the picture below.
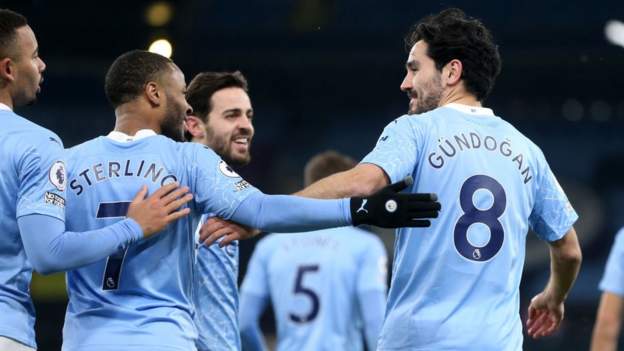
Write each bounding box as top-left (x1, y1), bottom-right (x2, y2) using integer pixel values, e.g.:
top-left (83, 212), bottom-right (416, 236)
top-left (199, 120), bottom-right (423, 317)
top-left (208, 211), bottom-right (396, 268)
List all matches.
top-left (96, 201), bottom-right (131, 291)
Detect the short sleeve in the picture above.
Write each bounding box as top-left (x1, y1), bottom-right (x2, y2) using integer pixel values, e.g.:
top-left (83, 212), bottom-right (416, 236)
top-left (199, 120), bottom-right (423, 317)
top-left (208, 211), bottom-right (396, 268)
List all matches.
top-left (528, 151), bottom-right (578, 242)
top-left (190, 145), bottom-right (260, 219)
top-left (240, 238), bottom-right (271, 298)
top-left (360, 116), bottom-right (420, 183)
top-left (357, 235), bottom-right (388, 293)
top-left (16, 132), bottom-right (66, 221)
top-left (599, 228), bottom-right (624, 297)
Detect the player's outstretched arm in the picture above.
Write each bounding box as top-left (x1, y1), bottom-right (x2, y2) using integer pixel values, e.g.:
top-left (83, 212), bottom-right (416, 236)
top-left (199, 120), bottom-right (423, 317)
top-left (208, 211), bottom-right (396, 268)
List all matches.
top-left (202, 178), bottom-right (440, 246)
top-left (526, 227), bottom-right (582, 338)
top-left (295, 163), bottom-right (389, 199)
top-left (18, 183), bottom-right (193, 275)
top-left (239, 292), bottom-right (269, 351)
top-left (590, 292), bottom-right (623, 351)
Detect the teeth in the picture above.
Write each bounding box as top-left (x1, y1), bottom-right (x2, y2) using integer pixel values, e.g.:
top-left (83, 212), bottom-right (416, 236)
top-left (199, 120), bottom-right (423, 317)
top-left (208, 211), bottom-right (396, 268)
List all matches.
top-left (233, 138), bottom-right (248, 145)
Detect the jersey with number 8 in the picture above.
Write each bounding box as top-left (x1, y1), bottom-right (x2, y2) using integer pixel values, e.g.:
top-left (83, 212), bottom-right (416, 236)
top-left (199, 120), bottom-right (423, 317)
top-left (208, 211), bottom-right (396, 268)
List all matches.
top-left (361, 104), bottom-right (578, 351)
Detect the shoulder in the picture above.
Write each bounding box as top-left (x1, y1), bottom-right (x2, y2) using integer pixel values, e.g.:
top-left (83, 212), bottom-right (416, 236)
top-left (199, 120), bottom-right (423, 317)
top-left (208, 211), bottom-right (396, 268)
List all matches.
top-left (174, 140), bottom-right (221, 162)
top-left (6, 112), bottom-right (63, 148)
top-left (251, 234), bottom-right (282, 259)
top-left (66, 137), bottom-right (102, 157)
top-left (358, 230), bottom-right (386, 253)
top-left (332, 227), bottom-right (385, 253)
top-left (613, 228), bottom-right (624, 250)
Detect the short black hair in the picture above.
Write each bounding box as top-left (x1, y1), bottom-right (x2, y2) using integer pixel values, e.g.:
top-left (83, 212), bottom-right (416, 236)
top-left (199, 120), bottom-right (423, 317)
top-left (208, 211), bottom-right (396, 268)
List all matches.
top-left (105, 50), bottom-right (174, 108)
top-left (405, 8), bottom-right (501, 101)
top-left (0, 9), bottom-right (28, 60)
top-left (185, 71), bottom-right (249, 140)
top-left (304, 151), bottom-right (356, 186)
top-left (186, 71), bottom-right (249, 120)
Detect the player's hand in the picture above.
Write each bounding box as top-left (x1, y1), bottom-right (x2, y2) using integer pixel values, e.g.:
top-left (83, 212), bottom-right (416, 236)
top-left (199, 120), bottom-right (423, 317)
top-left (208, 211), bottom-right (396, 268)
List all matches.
top-left (350, 176), bottom-right (441, 228)
top-left (200, 217), bottom-right (260, 247)
top-left (526, 290), bottom-right (565, 339)
top-left (127, 183), bottom-right (193, 237)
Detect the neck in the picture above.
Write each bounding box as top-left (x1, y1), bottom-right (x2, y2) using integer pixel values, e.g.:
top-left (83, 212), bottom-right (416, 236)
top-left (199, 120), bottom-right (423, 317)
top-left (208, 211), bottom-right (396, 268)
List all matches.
top-left (113, 103), bottom-right (161, 135)
top-left (191, 136), bottom-right (209, 146)
top-left (0, 89), bottom-right (14, 110)
top-left (439, 88), bottom-right (481, 108)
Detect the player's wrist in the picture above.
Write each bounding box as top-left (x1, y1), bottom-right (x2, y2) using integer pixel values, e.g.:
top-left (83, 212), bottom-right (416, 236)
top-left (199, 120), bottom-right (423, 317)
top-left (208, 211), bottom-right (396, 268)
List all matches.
top-left (123, 217), bottom-right (145, 241)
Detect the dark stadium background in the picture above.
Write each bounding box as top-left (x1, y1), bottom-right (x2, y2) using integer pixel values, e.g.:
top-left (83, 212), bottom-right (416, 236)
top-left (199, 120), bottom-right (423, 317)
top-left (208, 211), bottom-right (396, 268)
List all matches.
top-left (4, 0), bottom-right (624, 349)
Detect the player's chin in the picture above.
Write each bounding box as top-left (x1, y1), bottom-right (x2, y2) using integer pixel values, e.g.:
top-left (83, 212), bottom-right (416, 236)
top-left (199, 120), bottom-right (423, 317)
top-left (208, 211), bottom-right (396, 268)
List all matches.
top-left (230, 152), bottom-right (251, 166)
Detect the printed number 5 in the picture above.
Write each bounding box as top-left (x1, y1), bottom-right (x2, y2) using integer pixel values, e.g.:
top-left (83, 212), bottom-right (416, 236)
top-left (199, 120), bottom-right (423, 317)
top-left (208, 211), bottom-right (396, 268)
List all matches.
top-left (289, 265), bottom-right (320, 323)
top-left (454, 175), bottom-right (506, 262)
top-left (96, 201), bottom-right (131, 290)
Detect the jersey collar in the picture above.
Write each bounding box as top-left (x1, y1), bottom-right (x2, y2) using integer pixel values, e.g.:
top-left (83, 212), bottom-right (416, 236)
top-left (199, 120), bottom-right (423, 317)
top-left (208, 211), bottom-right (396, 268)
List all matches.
top-left (0, 103), bottom-right (12, 112)
top-left (106, 129), bottom-right (157, 142)
top-left (444, 103), bottom-right (494, 116)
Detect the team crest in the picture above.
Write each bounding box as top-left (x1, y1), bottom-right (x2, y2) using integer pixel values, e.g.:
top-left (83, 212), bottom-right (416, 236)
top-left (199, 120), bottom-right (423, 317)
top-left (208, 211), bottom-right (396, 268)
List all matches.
top-left (218, 161), bottom-right (240, 178)
top-left (49, 161), bottom-right (66, 191)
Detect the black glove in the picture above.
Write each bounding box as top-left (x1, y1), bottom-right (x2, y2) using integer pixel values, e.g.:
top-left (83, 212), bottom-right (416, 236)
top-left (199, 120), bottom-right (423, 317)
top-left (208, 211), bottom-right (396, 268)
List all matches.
top-left (350, 176), bottom-right (440, 228)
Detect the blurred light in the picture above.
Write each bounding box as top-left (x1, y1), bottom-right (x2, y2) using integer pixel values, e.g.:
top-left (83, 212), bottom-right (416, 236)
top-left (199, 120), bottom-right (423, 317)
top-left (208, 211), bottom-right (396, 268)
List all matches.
top-left (562, 99), bottom-right (584, 122)
top-left (605, 20), bottom-right (624, 48)
top-left (148, 39), bottom-right (173, 58)
top-left (146, 1), bottom-right (173, 27)
top-left (589, 100), bottom-right (612, 122)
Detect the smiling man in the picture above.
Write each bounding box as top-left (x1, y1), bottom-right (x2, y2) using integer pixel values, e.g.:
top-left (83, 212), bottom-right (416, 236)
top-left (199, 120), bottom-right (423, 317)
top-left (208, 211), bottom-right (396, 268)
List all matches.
top-left (295, 8), bottom-right (582, 350)
top-left (184, 71), bottom-right (254, 351)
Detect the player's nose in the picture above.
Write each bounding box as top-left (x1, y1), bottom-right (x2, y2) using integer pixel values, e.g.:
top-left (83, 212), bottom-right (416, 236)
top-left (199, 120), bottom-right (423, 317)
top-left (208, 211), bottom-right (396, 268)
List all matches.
top-left (38, 57), bottom-right (46, 73)
top-left (400, 74), bottom-right (411, 92)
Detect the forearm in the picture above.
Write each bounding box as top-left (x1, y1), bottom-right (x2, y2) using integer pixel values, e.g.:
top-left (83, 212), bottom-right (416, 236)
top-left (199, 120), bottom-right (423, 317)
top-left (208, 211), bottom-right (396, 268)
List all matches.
top-left (360, 290), bottom-right (386, 351)
top-left (591, 319), bottom-right (620, 351)
top-left (296, 163), bottom-right (388, 199)
top-left (239, 293), bottom-right (269, 351)
top-left (545, 230), bottom-right (582, 301)
top-left (591, 292), bottom-right (623, 351)
top-left (19, 214), bottom-right (142, 274)
top-left (230, 192), bottom-right (351, 233)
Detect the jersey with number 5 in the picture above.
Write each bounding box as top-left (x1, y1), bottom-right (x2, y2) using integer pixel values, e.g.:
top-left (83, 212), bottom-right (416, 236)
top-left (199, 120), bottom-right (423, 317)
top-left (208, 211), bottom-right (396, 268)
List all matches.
top-left (241, 227), bottom-right (387, 351)
top-left (361, 104), bottom-right (578, 351)
top-left (61, 133), bottom-right (259, 351)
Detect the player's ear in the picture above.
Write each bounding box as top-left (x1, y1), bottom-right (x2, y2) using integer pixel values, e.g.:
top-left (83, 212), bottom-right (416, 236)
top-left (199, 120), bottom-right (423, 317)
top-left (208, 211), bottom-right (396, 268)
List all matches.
top-left (0, 57), bottom-right (16, 83)
top-left (443, 59), bottom-right (463, 86)
top-left (184, 115), bottom-right (205, 139)
top-left (144, 81), bottom-right (161, 106)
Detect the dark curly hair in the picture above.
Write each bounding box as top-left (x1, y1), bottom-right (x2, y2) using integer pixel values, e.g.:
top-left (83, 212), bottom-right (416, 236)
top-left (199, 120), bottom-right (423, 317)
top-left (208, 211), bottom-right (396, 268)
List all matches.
top-left (405, 8), bottom-right (501, 101)
top-left (105, 50), bottom-right (174, 108)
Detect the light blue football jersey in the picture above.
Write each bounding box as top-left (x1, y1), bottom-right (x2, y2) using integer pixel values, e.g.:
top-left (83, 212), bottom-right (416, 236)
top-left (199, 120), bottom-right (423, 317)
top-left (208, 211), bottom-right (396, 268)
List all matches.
top-left (361, 104), bottom-right (578, 351)
top-left (0, 108), bottom-right (67, 349)
top-left (599, 228), bottom-right (624, 296)
top-left (61, 131), bottom-right (259, 351)
top-left (193, 213), bottom-right (240, 351)
top-left (241, 227), bottom-right (387, 351)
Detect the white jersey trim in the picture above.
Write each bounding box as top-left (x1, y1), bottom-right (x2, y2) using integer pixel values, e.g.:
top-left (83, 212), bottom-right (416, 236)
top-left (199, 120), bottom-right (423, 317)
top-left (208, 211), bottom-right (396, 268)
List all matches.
top-left (444, 103), bottom-right (494, 116)
top-left (106, 129), bottom-right (157, 142)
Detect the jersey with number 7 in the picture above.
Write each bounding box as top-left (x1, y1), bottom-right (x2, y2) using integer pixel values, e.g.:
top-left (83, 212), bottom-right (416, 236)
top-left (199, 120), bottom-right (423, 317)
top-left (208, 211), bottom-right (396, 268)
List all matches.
top-left (362, 104), bottom-right (578, 351)
top-left (61, 133), bottom-right (260, 351)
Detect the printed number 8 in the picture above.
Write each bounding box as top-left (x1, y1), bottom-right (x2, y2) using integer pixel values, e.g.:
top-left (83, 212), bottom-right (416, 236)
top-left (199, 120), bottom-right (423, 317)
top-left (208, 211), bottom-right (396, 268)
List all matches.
top-left (454, 175), bottom-right (506, 262)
